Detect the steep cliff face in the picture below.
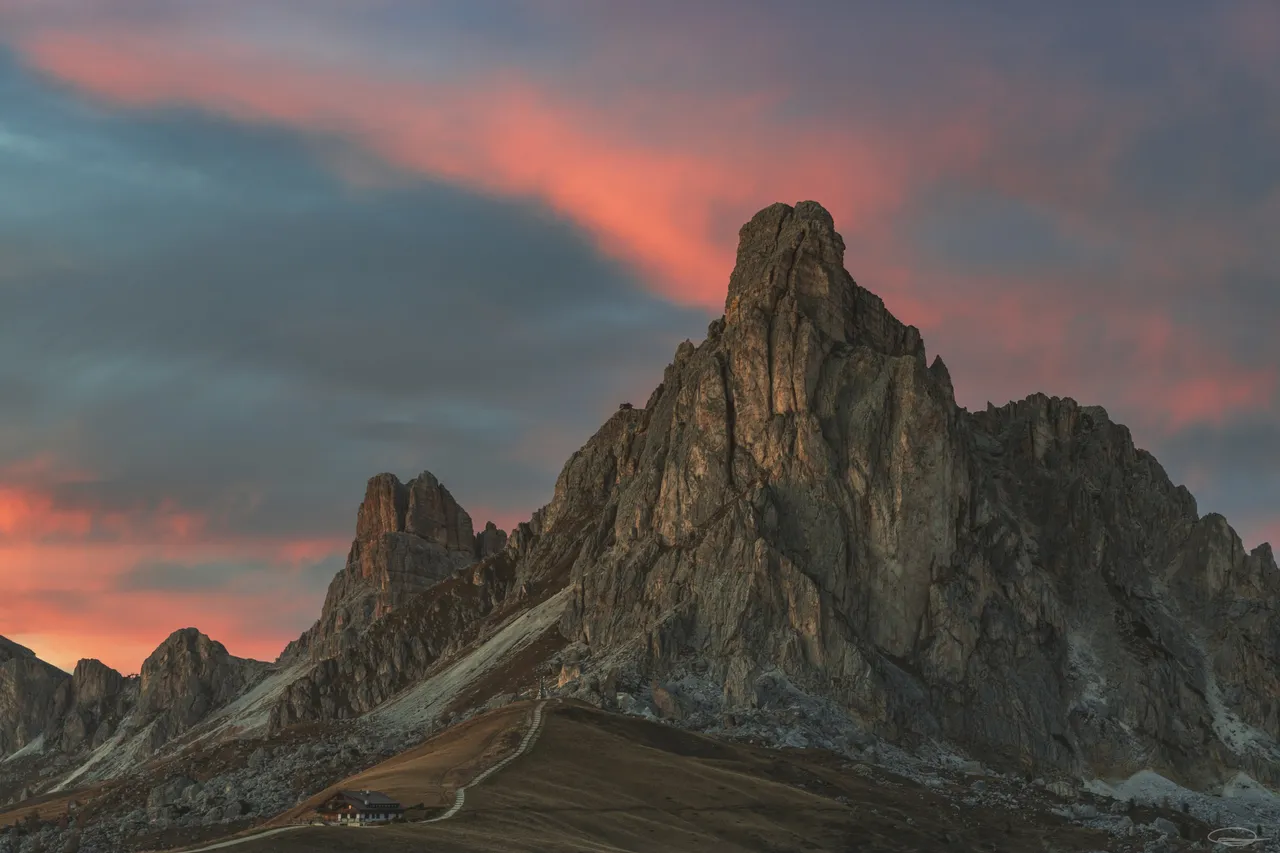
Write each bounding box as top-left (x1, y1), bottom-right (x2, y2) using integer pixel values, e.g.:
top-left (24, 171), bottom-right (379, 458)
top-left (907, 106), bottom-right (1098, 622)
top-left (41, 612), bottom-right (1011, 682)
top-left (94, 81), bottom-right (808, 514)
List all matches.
top-left (0, 637), bottom-right (67, 756)
top-left (283, 471), bottom-right (508, 662)
top-left (51, 658), bottom-right (137, 753)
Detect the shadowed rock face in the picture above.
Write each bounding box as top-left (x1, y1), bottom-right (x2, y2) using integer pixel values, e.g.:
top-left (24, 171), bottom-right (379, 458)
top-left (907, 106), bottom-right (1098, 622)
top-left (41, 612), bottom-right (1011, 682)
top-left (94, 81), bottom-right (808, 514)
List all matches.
top-left (258, 201), bottom-right (1279, 790)
top-left (0, 637), bottom-right (67, 756)
top-left (1, 641), bottom-right (144, 758)
top-left (137, 628), bottom-right (263, 748)
top-left (1, 630), bottom-right (260, 765)
top-left (283, 470), bottom-right (508, 662)
top-left (53, 658), bottom-right (136, 752)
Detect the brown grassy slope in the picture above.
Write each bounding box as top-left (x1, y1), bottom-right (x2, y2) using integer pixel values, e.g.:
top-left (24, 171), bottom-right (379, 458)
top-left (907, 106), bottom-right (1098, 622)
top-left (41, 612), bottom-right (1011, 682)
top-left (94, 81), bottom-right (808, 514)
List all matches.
top-left (263, 700), bottom-right (538, 826)
top-left (225, 700), bottom-right (1121, 853)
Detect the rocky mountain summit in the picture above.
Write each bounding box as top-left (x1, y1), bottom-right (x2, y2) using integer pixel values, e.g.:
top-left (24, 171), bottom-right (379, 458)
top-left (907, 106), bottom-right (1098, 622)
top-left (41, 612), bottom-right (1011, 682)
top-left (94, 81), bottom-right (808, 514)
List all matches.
top-left (544, 201), bottom-right (1280, 789)
top-left (0, 627), bottom-right (269, 781)
top-left (252, 200), bottom-right (1279, 794)
top-left (262, 200), bottom-right (1279, 788)
top-left (0, 640), bottom-right (139, 762)
top-left (136, 629), bottom-right (266, 750)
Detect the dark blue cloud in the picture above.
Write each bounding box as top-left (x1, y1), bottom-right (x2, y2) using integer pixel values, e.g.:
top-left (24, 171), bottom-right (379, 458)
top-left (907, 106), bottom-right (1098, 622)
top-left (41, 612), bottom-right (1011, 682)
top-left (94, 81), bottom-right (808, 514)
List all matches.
top-left (903, 190), bottom-right (1122, 277)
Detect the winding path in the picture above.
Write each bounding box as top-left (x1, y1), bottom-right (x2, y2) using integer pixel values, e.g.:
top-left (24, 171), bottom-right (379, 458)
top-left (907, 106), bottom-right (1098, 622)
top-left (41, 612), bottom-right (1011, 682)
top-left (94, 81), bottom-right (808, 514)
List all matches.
top-left (423, 699), bottom-right (546, 823)
top-left (168, 700), bottom-right (548, 852)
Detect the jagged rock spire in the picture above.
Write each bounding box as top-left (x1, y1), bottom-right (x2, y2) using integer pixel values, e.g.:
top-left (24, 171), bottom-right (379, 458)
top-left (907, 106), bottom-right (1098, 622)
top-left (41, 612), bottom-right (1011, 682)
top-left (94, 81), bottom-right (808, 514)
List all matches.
top-left (726, 200), bottom-right (924, 357)
top-left (283, 469), bottom-right (508, 662)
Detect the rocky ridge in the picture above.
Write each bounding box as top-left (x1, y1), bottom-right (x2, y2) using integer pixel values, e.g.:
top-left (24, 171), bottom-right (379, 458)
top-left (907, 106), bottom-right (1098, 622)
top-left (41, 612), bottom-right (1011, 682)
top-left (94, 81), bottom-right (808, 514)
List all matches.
top-left (0, 469), bottom-right (498, 805)
top-left (53, 659), bottom-right (135, 754)
top-left (249, 201), bottom-right (1280, 796)
top-left (0, 628), bottom-right (264, 801)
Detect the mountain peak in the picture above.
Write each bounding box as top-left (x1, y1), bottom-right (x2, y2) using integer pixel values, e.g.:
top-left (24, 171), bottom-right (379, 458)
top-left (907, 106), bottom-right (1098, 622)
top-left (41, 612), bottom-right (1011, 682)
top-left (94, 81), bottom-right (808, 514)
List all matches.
top-left (726, 200), bottom-right (924, 360)
top-left (726, 201), bottom-right (844, 333)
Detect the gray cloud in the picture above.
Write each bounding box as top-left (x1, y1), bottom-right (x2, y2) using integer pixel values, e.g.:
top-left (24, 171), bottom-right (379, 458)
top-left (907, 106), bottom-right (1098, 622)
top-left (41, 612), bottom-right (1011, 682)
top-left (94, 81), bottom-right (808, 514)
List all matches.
top-left (1155, 419), bottom-right (1280, 514)
top-left (0, 53), bottom-right (710, 539)
top-left (115, 554), bottom-right (344, 595)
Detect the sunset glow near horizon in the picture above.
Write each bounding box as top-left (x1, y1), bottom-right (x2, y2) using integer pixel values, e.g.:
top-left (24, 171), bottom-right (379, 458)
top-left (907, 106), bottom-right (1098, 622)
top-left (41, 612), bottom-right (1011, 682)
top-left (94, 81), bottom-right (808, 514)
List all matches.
top-left (1, 1), bottom-right (1277, 674)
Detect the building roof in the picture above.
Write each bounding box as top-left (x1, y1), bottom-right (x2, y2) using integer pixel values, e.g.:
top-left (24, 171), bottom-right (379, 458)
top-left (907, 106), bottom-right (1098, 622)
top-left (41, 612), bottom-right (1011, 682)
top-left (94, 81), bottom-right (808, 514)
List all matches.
top-left (332, 789), bottom-right (401, 808)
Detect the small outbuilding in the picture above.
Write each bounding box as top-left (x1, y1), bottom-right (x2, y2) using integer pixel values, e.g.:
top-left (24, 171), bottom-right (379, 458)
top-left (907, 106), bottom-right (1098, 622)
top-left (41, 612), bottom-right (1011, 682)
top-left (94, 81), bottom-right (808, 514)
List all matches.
top-left (316, 789), bottom-right (403, 825)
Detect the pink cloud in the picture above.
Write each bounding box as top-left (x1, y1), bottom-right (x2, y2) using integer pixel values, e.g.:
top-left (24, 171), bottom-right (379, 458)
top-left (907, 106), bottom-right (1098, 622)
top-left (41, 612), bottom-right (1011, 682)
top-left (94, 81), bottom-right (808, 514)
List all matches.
top-left (17, 30), bottom-right (980, 308)
top-left (0, 458), bottom-right (348, 672)
top-left (865, 259), bottom-right (1277, 433)
top-left (0, 486), bottom-right (93, 539)
top-left (1230, 513), bottom-right (1280, 556)
top-left (24, 23), bottom-right (1271, 438)
top-left (0, 482), bottom-right (208, 545)
top-left (1221, 0), bottom-right (1280, 80)
top-left (463, 506), bottom-right (530, 536)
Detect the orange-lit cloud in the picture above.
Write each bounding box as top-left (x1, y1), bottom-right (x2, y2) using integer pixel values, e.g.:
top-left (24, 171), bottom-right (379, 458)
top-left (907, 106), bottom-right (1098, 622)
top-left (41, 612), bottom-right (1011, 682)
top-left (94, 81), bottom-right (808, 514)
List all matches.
top-left (0, 483), bottom-right (208, 544)
top-left (0, 459), bottom-right (348, 672)
top-left (0, 486), bottom-right (93, 539)
top-left (0, 537), bottom-right (345, 673)
top-left (2, 585), bottom-right (326, 674)
top-left (856, 256), bottom-right (1278, 433)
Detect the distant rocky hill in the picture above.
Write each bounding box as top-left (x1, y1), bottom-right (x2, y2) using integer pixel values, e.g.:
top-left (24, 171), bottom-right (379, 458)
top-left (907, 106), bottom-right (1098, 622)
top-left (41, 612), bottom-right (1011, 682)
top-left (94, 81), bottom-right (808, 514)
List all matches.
top-left (1, 200), bottom-right (1277, 851)
top-left (0, 629), bottom-right (265, 768)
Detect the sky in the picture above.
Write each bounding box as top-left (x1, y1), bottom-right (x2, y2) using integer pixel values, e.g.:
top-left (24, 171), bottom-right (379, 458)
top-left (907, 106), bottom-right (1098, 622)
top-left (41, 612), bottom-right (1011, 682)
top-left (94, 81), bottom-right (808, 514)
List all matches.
top-left (0, 1), bottom-right (1276, 674)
